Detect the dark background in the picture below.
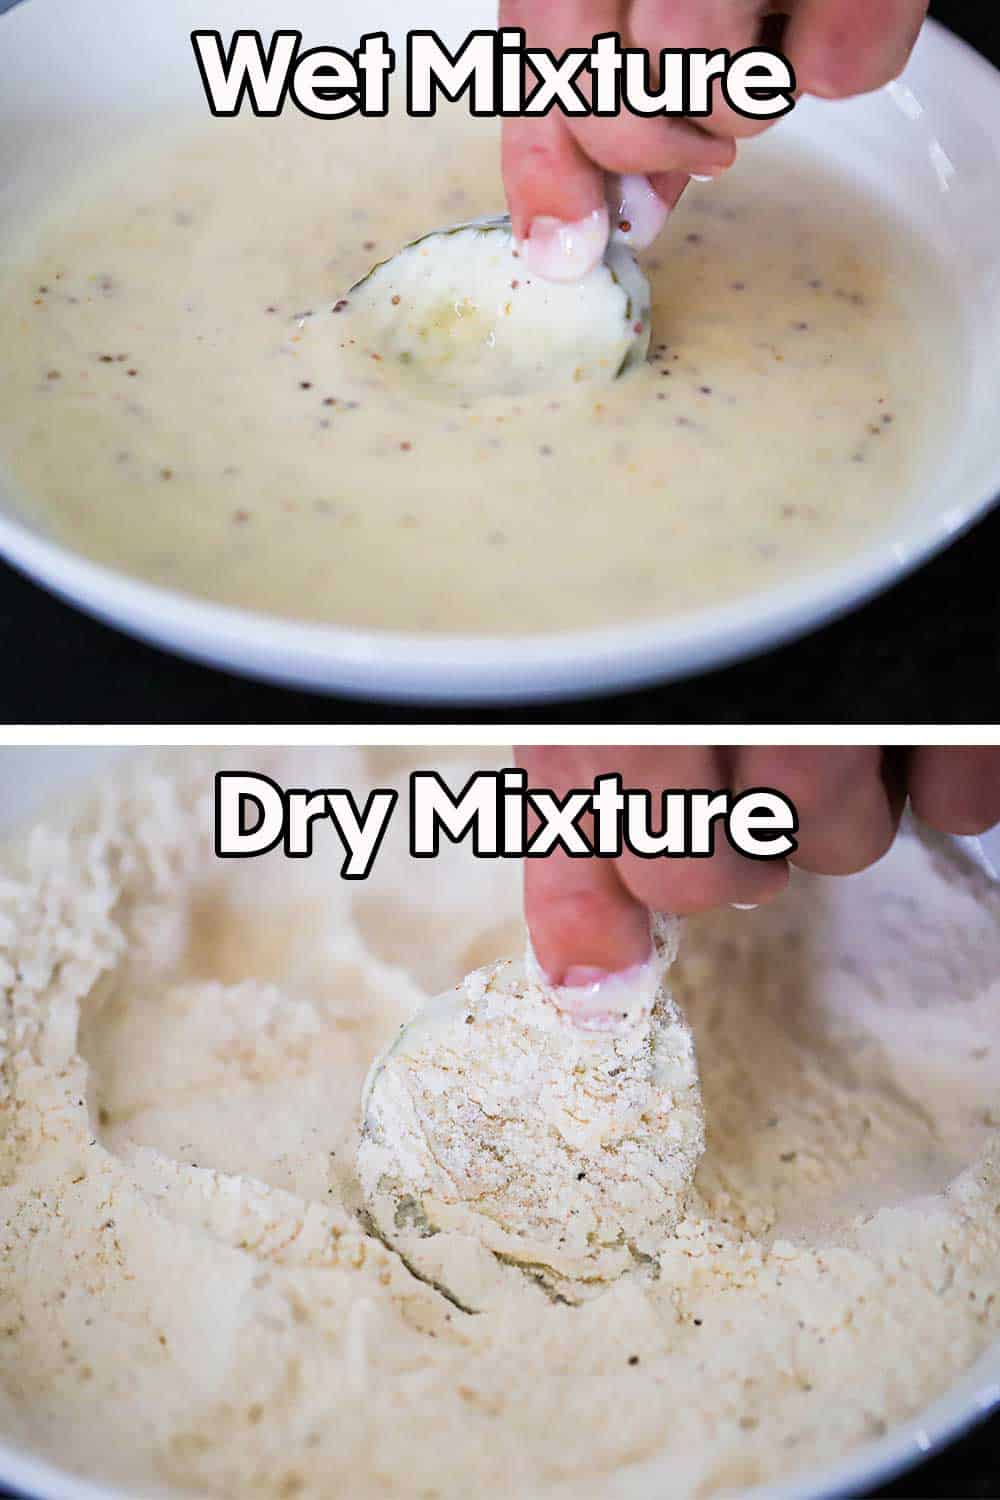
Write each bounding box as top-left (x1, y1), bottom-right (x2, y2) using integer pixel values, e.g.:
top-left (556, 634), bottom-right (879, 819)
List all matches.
top-left (1, 5), bottom-right (999, 724)
top-left (0, 5), bottom-right (998, 1500)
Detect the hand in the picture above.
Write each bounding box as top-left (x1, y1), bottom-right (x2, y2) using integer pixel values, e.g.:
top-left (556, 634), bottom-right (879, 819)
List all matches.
top-left (502, 0), bottom-right (929, 279)
top-left (517, 746), bottom-right (1000, 984)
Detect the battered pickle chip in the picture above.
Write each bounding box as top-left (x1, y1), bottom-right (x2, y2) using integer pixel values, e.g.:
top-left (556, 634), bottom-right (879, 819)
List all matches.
top-left (316, 217), bottom-right (651, 401)
top-left (358, 914), bottom-right (704, 1306)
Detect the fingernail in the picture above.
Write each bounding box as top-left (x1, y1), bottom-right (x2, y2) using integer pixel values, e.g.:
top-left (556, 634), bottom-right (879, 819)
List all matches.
top-left (540, 937), bottom-right (667, 1033)
top-left (607, 174), bottom-right (669, 251)
top-left (517, 206), bottom-right (609, 282)
top-left (730, 902), bottom-right (759, 911)
top-left (562, 965), bottom-right (615, 987)
top-left (553, 961), bottom-right (653, 1029)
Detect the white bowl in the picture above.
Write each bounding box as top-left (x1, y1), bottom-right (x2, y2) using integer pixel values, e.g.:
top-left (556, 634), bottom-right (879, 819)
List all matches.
top-left (0, 745), bottom-right (997, 1500)
top-left (1, 3), bottom-right (999, 704)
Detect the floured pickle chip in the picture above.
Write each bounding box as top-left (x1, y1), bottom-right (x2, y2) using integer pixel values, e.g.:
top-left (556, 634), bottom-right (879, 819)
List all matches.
top-left (314, 217), bottom-right (651, 401)
top-left (357, 914), bottom-right (704, 1306)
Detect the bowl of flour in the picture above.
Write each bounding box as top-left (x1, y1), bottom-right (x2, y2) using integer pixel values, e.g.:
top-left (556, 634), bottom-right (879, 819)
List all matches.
top-left (0, 2), bottom-right (999, 701)
top-left (0, 746), bottom-right (997, 1500)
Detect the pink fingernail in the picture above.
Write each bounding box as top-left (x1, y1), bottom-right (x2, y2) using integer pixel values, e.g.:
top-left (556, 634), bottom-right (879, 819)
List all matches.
top-left (547, 957), bottom-right (658, 1032)
top-left (607, 174), bottom-right (669, 251)
top-left (517, 206), bottom-right (609, 283)
top-left (562, 965), bottom-right (613, 987)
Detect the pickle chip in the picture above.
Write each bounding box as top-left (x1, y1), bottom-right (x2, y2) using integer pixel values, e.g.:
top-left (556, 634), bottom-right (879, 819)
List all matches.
top-left (357, 916), bottom-right (704, 1307)
top-left (318, 217), bottom-right (651, 401)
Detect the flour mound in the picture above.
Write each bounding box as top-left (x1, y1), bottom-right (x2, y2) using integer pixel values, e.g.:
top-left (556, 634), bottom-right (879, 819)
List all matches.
top-left (358, 914), bottom-right (704, 1298)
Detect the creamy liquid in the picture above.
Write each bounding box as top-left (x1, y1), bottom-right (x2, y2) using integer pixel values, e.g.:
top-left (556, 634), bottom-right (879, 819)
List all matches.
top-left (0, 111), bottom-right (960, 635)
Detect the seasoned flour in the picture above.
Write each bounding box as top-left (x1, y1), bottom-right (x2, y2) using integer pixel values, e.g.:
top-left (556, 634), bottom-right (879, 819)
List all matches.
top-left (0, 749), bottom-right (998, 1500)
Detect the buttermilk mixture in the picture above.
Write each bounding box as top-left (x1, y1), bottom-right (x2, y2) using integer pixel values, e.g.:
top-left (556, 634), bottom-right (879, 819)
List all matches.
top-left (0, 110), bottom-right (959, 635)
top-left (0, 748), bottom-right (998, 1499)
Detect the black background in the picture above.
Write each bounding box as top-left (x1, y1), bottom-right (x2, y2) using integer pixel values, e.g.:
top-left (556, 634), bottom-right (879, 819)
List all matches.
top-left (1, 5), bottom-right (998, 724)
top-left (0, 6), bottom-right (998, 1500)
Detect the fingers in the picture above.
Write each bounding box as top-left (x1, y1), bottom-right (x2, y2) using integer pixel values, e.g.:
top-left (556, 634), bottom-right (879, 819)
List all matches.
top-left (518, 747), bottom-right (790, 985)
top-left (502, 0), bottom-right (928, 281)
top-left (783, 0), bottom-right (927, 98)
top-left (502, 111), bottom-right (610, 277)
top-left (731, 746), bottom-right (901, 874)
top-left (522, 844), bottom-right (654, 984)
top-left (518, 747), bottom-right (653, 981)
top-left (501, 1), bottom-right (667, 275)
top-left (517, 745), bottom-right (1000, 999)
top-left (558, 4), bottom-right (739, 180)
top-left (502, 117), bottom-right (689, 276)
top-left (906, 748), bottom-right (1000, 836)
top-left (566, 104), bottom-right (737, 177)
top-left (501, 0), bottom-right (736, 269)
top-left (627, 0), bottom-right (780, 140)
top-left (601, 746), bottom-right (789, 913)
top-left (500, 0), bottom-right (610, 270)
